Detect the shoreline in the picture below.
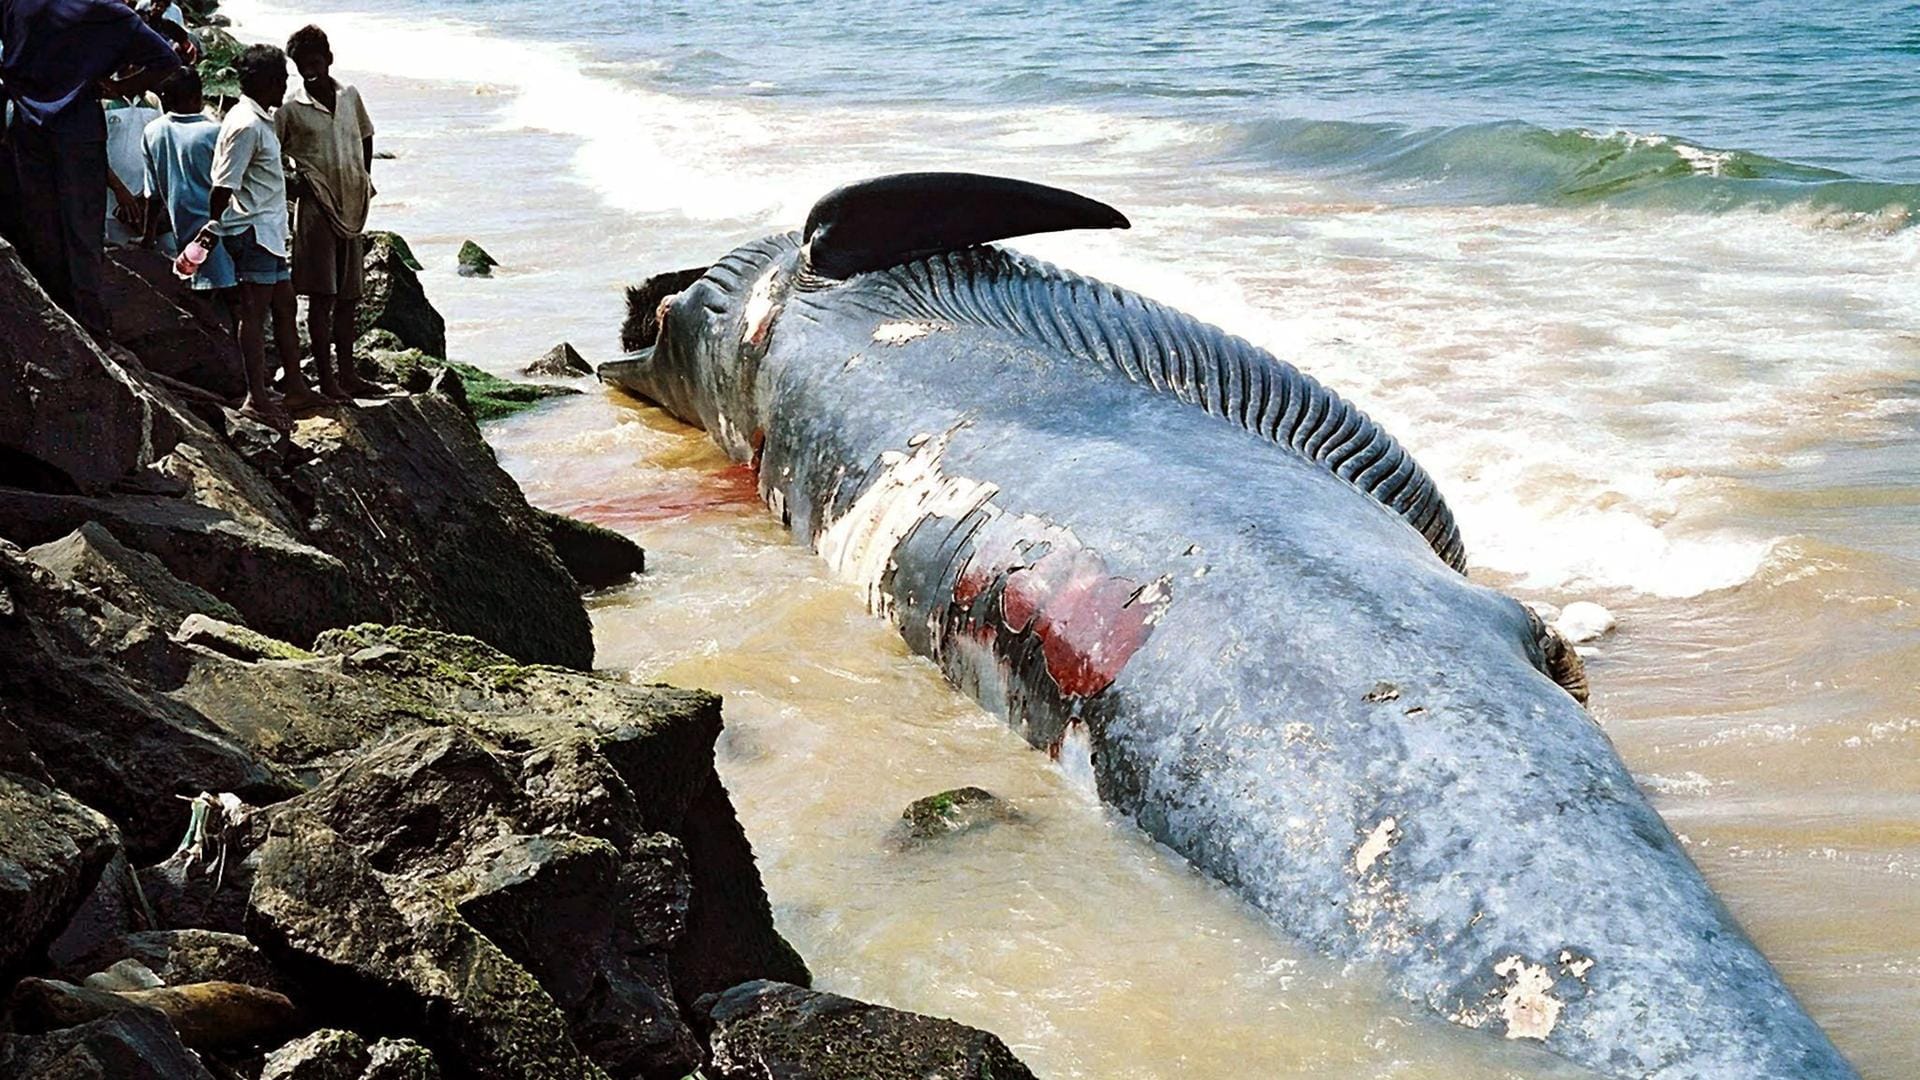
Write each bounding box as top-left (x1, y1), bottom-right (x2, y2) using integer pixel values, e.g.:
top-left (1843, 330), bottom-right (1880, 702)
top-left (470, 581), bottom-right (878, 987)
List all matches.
top-left (0, 66), bottom-right (1044, 1068)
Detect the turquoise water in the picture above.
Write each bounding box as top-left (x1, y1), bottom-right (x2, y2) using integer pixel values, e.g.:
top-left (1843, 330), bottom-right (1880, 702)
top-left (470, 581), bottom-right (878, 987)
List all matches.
top-left (303, 0), bottom-right (1919, 216)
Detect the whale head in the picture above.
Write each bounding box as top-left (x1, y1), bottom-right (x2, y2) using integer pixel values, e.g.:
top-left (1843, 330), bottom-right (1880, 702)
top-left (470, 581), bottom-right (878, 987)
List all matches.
top-left (603, 174), bottom-right (1131, 461)
top-left (602, 235), bottom-right (803, 460)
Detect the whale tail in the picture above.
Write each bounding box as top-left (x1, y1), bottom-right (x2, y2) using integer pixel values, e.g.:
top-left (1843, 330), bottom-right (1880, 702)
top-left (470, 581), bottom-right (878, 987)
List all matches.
top-left (802, 172), bottom-right (1129, 280)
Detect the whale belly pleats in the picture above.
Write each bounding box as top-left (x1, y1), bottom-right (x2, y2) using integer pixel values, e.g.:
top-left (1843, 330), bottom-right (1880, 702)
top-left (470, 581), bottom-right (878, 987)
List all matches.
top-left (853, 248), bottom-right (1470, 573)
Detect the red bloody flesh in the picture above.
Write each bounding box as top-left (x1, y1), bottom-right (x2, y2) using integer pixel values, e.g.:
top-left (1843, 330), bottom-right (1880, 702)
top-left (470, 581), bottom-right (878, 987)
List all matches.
top-left (957, 534), bottom-right (1168, 698)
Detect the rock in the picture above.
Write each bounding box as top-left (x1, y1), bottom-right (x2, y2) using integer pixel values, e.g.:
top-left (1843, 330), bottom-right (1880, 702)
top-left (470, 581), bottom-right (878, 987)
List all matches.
top-left (260, 726), bottom-right (701, 1075)
top-left (360, 346), bottom-right (580, 423)
top-left (82, 959), bottom-right (163, 992)
top-left (534, 508), bottom-right (645, 590)
top-left (246, 809), bottom-right (607, 1080)
top-left (362, 1038), bottom-right (438, 1080)
top-left (239, 678), bottom-right (806, 1079)
top-left (0, 542), bottom-right (299, 861)
top-left (672, 777), bottom-right (811, 1004)
top-left (4, 976), bottom-right (298, 1053)
top-left (121, 981), bottom-right (299, 1051)
top-left (2, 976), bottom-right (143, 1034)
top-left (895, 787), bottom-right (1022, 847)
top-left (0, 487), bottom-right (360, 661)
top-left (83, 930), bottom-right (288, 996)
top-left (0, 1009), bottom-right (215, 1080)
top-left (0, 772), bottom-right (120, 978)
top-left (2, 339), bottom-right (593, 668)
top-left (523, 342), bottom-right (591, 378)
top-left (173, 614), bottom-right (313, 663)
top-left (0, 238), bottom-right (160, 494)
top-left (100, 248), bottom-right (245, 399)
top-left (363, 232), bottom-right (421, 272)
top-left (28, 521), bottom-right (243, 641)
top-left (4, 390), bottom-right (590, 665)
top-left (281, 396), bottom-right (593, 666)
top-left (359, 233), bottom-right (445, 359)
top-left (701, 982), bottom-right (1037, 1080)
top-left (1555, 600), bottom-right (1616, 644)
top-left (455, 240), bottom-right (498, 278)
top-left (259, 1029), bottom-right (369, 1080)
top-left (47, 851), bottom-right (154, 976)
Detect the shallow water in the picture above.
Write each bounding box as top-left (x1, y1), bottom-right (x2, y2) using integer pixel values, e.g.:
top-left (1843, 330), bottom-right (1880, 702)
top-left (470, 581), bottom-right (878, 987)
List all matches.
top-left (224, 0), bottom-right (1918, 1074)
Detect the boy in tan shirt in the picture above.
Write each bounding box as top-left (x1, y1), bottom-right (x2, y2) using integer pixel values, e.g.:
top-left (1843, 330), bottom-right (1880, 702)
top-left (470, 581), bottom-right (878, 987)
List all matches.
top-left (278, 23), bottom-right (383, 400)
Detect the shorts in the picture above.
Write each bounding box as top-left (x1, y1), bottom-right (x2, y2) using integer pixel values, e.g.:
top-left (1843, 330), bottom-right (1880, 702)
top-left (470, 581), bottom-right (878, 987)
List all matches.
top-left (291, 199), bottom-right (364, 299)
top-left (223, 227), bottom-right (290, 285)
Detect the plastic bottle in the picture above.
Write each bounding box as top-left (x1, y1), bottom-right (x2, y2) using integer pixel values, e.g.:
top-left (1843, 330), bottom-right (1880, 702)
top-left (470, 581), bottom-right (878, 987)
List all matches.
top-left (173, 227), bottom-right (214, 278)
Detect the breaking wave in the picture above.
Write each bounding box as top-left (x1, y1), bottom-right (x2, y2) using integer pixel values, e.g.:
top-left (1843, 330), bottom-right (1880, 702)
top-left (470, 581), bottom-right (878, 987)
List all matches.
top-left (1218, 118), bottom-right (1918, 224)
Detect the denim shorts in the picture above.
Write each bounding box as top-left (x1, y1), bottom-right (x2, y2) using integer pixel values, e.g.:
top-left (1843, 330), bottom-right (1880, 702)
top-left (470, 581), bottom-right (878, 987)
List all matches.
top-left (222, 226), bottom-right (290, 285)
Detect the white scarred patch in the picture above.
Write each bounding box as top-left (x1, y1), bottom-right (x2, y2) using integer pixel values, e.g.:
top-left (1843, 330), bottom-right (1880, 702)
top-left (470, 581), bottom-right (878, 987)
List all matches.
top-left (1559, 950), bottom-right (1596, 979)
top-left (1353, 816), bottom-right (1399, 874)
top-left (1137, 576), bottom-right (1173, 625)
top-left (815, 426), bottom-right (998, 615)
top-left (872, 321), bottom-right (945, 345)
top-left (741, 268), bottom-right (782, 348)
top-left (1492, 956), bottom-right (1563, 1041)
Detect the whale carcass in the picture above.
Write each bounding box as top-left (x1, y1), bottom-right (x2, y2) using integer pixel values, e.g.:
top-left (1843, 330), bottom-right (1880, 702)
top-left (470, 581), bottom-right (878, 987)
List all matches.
top-left (601, 173), bottom-right (1856, 1079)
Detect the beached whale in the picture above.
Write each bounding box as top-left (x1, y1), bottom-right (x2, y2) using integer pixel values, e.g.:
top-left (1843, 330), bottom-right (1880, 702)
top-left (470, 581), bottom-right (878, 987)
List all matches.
top-left (600, 173), bottom-right (1857, 1079)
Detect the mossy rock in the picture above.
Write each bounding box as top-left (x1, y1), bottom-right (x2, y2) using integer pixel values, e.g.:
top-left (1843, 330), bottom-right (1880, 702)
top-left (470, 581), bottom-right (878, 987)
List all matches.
top-left (456, 240), bottom-right (498, 278)
top-left (894, 787), bottom-right (1023, 848)
top-left (361, 346), bottom-right (578, 423)
top-left (365, 231), bottom-right (423, 272)
top-left (313, 623), bottom-right (517, 674)
top-left (174, 614), bottom-right (315, 663)
top-left (533, 508), bottom-right (644, 591)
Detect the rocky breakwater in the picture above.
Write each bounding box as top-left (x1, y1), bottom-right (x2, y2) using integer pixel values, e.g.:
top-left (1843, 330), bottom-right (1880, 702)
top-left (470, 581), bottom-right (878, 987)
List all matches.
top-left (0, 232), bottom-right (1038, 1078)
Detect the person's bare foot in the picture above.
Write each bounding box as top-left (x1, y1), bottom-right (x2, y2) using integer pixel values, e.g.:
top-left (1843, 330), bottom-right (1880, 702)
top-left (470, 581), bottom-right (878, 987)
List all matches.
top-left (280, 383), bottom-right (332, 412)
top-left (338, 373), bottom-right (390, 398)
top-left (316, 377), bottom-right (354, 404)
top-left (238, 394), bottom-right (290, 430)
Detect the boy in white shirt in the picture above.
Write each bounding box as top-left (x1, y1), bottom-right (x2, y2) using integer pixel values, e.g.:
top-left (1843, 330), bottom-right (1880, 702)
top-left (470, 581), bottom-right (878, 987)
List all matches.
top-left (199, 43), bottom-right (324, 423)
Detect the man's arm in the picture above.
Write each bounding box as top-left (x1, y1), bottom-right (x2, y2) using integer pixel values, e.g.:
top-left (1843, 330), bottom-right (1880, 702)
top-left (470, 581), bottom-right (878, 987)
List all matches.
top-left (364, 136), bottom-right (373, 171)
top-left (97, 7), bottom-right (184, 100)
top-left (140, 131), bottom-right (166, 247)
top-left (107, 166), bottom-right (144, 232)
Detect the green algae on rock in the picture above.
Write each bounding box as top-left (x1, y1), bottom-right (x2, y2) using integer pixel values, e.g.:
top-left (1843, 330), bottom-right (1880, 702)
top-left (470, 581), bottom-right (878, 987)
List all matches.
top-left (357, 336), bottom-right (579, 423)
top-left (895, 786), bottom-right (1023, 848)
top-left (456, 240), bottom-right (499, 278)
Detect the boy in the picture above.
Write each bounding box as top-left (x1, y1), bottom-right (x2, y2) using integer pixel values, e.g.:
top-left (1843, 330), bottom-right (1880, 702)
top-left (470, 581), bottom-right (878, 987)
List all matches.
top-left (139, 68), bottom-right (235, 303)
top-left (200, 43), bottom-right (325, 423)
top-left (279, 24), bottom-right (382, 399)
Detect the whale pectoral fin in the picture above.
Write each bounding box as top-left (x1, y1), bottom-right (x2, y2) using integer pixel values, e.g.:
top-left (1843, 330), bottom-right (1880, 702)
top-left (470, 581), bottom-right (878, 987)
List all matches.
top-left (802, 172), bottom-right (1130, 279)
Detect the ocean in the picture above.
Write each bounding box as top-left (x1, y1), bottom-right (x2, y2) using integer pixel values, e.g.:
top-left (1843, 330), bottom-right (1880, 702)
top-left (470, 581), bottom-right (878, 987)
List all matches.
top-left (221, 0), bottom-right (1918, 1075)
